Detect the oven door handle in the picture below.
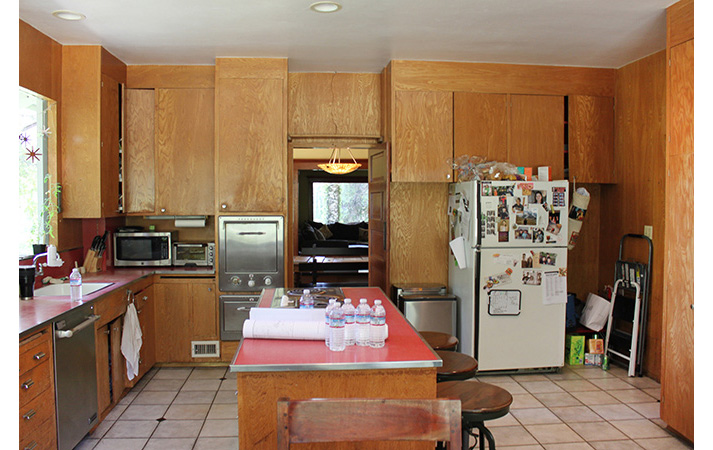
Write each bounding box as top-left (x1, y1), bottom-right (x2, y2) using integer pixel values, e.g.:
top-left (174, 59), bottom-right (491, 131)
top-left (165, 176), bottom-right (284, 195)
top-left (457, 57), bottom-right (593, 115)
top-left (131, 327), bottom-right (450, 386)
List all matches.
top-left (236, 306), bottom-right (253, 311)
top-left (237, 232), bottom-right (266, 235)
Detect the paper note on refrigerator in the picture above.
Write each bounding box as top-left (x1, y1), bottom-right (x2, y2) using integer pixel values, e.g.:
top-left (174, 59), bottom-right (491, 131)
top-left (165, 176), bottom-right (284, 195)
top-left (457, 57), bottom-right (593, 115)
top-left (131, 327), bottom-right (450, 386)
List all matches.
top-left (543, 271), bottom-right (567, 304)
top-left (449, 236), bottom-right (468, 269)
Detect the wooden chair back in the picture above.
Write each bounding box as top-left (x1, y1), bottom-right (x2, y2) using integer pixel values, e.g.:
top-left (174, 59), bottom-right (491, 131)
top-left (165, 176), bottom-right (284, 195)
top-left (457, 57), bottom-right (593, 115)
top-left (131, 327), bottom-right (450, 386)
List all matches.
top-left (277, 397), bottom-right (462, 449)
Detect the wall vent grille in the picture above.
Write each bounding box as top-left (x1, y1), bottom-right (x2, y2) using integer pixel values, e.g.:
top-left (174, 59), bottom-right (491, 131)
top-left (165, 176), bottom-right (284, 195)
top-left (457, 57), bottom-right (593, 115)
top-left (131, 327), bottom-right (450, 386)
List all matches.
top-left (191, 340), bottom-right (220, 358)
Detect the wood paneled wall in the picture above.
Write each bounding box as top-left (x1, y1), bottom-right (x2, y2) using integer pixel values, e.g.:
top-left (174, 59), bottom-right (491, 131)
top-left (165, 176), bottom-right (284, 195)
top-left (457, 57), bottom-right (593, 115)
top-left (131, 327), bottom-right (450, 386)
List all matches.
top-left (567, 184), bottom-right (601, 302)
top-left (127, 65), bottom-right (215, 88)
top-left (19, 20), bottom-right (83, 251)
top-left (599, 51), bottom-right (666, 380)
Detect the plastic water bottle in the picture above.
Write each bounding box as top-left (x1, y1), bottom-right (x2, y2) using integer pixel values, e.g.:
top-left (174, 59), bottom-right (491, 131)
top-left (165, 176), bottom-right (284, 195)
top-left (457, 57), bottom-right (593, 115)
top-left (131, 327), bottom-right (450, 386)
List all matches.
top-left (342, 298), bottom-right (356, 346)
top-left (328, 302), bottom-right (345, 352)
top-left (69, 268), bottom-right (82, 301)
top-left (324, 298), bottom-right (337, 347)
top-left (356, 298), bottom-right (371, 346)
top-left (299, 289), bottom-right (314, 309)
top-left (369, 300), bottom-right (386, 348)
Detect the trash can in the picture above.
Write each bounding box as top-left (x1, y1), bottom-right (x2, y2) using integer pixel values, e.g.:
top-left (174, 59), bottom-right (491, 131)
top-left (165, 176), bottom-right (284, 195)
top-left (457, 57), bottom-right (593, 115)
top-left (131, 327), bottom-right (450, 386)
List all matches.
top-left (392, 284), bottom-right (457, 336)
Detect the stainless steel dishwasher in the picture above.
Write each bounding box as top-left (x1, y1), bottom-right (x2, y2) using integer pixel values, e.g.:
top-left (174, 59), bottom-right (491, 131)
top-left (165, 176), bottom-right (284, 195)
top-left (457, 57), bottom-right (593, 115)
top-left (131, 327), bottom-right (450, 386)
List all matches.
top-left (53, 304), bottom-right (100, 450)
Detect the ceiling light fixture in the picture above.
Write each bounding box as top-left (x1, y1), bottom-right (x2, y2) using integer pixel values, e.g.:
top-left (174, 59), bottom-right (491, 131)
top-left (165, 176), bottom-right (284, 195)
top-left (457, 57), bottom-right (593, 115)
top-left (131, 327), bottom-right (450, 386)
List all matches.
top-left (318, 147), bottom-right (361, 174)
top-left (310, 1), bottom-right (342, 13)
top-left (52, 10), bottom-right (86, 21)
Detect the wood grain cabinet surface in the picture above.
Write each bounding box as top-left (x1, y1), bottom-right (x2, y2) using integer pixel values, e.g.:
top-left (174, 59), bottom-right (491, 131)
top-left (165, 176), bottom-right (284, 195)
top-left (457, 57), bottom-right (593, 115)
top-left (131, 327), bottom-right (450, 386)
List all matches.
top-left (453, 92), bottom-right (508, 166)
top-left (568, 95), bottom-right (615, 183)
top-left (19, 327), bottom-right (57, 450)
top-left (61, 46), bottom-right (124, 218)
top-left (124, 88), bottom-right (215, 215)
top-left (392, 90), bottom-right (453, 182)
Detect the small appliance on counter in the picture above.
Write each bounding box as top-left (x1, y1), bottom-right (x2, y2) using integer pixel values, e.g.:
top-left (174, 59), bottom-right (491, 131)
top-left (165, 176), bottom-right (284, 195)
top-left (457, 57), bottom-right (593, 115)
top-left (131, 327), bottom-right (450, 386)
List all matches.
top-left (113, 231), bottom-right (173, 267)
top-left (172, 242), bottom-right (215, 267)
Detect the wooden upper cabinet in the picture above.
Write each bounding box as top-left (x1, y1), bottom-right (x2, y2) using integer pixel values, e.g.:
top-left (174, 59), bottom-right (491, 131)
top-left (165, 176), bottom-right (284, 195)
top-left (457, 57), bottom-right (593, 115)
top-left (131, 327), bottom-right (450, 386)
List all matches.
top-left (124, 88), bottom-right (215, 215)
top-left (61, 46), bottom-right (125, 218)
top-left (155, 88), bottom-right (215, 215)
top-left (393, 90), bottom-right (453, 182)
top-left (124, 89), bottom-right (156, 214)
top-left (217, 77), bottom-right (286, 213)
top-left (509, 94), bottom-right (565, 180)
top-left (288, 73), bottom-right (381, 138)
top-left (568, 95), bottom-right (615, 183)
top-left (454, 92), bottom-right (508, 165)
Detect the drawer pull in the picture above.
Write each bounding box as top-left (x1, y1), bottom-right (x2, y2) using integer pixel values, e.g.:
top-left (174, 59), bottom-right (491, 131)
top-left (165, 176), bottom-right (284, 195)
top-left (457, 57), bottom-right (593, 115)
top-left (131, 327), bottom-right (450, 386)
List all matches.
top-left (21, 379), bottom-right (34, 390)
top-left (23, 409), bottom-right (36, 421)
top-left (24, 441), bottom-right (38, 450)
top-left (32, 352), bottom-right (46, 361)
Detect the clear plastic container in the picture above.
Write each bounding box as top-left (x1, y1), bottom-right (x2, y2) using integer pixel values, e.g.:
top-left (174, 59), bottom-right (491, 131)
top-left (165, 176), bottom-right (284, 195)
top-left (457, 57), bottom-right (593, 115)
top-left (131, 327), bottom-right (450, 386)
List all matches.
top-left (69, 268), bottom-right (82, 302)
top-left (299, 289), bottom-right (314, 309)
top-left (324, 298), bottom-right (337, 347)
top-left (342, 298), bottom-right (356, 346)
top-left (356, 298), bottom-right (371, 346)
top-left (369, 300), bottom-right (386, 348)
top-left (328, 302), bottom-right (345, 352)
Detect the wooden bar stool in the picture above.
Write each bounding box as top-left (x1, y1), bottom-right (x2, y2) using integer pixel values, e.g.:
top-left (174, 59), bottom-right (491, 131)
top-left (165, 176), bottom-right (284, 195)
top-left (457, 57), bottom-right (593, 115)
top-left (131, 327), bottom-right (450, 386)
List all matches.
top-left (421, 331), bottom-right (459, 351)
top-left (436, 350), bottom-right (478, 382)
top-left (438, 381), bottom-right (513, 450)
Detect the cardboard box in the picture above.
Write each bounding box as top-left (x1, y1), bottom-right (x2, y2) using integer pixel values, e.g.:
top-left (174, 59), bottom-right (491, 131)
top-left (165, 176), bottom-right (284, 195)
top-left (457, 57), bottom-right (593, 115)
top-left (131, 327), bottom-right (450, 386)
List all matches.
top-left (538, 166), bottom-right (551, 181)
top-left (587, 338), bottom-right (604, 354)
top-left (565, 334), bottom-right (585, 365)
top-left (585, 353), bottom-right (603, 366)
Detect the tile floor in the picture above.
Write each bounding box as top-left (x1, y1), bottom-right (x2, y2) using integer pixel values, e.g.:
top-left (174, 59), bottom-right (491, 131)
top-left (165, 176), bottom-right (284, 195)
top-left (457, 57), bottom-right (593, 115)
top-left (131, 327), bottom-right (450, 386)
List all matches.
top-left (74, 363), bottom-right (693, 450)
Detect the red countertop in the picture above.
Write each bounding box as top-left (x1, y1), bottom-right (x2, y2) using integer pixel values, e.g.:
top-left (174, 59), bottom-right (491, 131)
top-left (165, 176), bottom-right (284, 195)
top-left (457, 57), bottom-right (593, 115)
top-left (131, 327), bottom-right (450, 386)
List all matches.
top-left (19, 267), bottom-right (214, 337)
top-left (230, 287), bottom-right (441, 372)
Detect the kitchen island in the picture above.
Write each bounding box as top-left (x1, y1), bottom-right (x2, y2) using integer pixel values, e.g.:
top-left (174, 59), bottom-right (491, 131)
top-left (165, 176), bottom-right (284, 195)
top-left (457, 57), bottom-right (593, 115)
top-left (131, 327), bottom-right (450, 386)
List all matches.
top-left (229, 287), bottom-right (441, 450)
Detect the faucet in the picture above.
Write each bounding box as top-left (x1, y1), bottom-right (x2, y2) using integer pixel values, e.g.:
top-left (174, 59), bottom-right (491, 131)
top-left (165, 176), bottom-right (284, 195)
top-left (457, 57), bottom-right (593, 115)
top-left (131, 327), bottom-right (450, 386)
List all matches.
top-left (32, 245), bottom-right (64, 277)
top-left (32, 252), bottom-right (48, 277)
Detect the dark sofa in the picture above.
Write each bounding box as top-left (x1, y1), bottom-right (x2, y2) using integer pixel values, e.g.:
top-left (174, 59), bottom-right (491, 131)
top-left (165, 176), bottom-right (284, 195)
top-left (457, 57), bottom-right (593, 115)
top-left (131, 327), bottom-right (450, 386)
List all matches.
top-left (299, 220), bottom-right (368, 255)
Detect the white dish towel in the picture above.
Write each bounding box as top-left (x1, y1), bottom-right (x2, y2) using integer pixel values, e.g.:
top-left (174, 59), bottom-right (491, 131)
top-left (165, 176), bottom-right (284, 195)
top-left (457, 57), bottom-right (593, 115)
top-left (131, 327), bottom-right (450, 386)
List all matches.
top-left (121, 302), bottom-right (143, 381)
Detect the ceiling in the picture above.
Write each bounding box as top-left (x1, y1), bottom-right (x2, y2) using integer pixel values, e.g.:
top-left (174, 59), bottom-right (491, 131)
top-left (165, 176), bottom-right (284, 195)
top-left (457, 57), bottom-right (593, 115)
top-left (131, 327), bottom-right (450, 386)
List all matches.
top-left (19, 0), bottom-right (678, 72)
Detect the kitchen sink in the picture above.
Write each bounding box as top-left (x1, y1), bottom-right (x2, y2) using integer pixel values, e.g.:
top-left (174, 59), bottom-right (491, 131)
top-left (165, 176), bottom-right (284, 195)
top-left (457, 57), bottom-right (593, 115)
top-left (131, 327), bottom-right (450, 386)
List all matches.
top-left (33, 282), bottom-right (114, 297)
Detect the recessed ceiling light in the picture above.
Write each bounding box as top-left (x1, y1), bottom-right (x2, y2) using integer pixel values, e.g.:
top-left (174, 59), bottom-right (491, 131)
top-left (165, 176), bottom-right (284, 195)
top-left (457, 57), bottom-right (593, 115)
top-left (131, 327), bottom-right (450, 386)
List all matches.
top-left (52, 10), bottom-right (86, 21)
top-left (310, 1), bottom-right (342, 13)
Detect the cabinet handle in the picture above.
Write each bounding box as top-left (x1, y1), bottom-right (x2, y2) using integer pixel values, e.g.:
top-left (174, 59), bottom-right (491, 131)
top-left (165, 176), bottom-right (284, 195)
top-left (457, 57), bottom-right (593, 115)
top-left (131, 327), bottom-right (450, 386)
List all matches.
top-left (23, 409), bottom-right (36, 421)
top-left (21, 379), bottom-right (34, 390)
top-left (32, 351), bottom-right (46, 361)
top-left (24, 442), bottom-right (38, 450)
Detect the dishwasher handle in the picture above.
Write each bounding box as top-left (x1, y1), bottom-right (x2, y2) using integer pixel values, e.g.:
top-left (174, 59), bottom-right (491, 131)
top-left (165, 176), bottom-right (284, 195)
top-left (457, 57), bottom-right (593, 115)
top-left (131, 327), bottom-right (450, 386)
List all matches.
top-left (55, 314), bottom-right (101, 339)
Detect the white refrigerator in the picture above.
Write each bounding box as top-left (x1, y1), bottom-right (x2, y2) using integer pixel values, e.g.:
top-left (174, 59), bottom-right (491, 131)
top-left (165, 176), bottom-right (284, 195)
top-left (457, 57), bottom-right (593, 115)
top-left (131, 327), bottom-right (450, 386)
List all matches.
top-left (448, 180), bottom-right (569, 372)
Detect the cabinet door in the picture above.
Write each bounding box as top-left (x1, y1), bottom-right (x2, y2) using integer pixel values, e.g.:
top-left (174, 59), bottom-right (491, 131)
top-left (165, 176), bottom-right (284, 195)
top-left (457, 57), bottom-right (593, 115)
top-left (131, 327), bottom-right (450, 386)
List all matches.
top-left (137, 285), bottom-right (156, 378)
top-left (393, 90), bottom-right (453, 182)
top-left (100, 74), bottom-right (122, 217)
top-left (191, 282), bottom-right (217, 340)
top-left (217, 78), bottom-right (286, 212)
top-left (154, 283), bottom-right (192, 362)
top-left (509, 95), bottom-right (565, 180)
top-left (124, 88), bottom-right (156, 214)
top-left (454, 92), bottom-right (508, 165)
top-left (156, 88), bottom-right (215, 215)
top-left (110, 317), bottom-right (127, 401)
top-left (95, 323), bottom-right (111, 416)
top-left (569, 95), bottom-right (615, 183)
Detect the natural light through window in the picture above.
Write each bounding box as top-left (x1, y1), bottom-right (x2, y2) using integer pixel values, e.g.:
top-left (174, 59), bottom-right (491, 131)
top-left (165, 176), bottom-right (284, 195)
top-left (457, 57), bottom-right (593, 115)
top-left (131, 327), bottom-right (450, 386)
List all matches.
top-left (19, 88), bottom-right (50, 257)
top-left (312, 182), bottom-right (368, 224)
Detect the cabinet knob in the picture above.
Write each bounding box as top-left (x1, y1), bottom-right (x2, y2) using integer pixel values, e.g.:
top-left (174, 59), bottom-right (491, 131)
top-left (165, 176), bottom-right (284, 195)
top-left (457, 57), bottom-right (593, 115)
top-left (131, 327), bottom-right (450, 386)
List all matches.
top-left (21, 379), bottom-right (34, 390)
top-left (446, 173), bottom-right (451, 179)
top-left (160, 208), bottom-right (166, 213)
top-left (221, 203), bottom-right (228, 209)
top-left (208, 287), bottom-right (212, 292)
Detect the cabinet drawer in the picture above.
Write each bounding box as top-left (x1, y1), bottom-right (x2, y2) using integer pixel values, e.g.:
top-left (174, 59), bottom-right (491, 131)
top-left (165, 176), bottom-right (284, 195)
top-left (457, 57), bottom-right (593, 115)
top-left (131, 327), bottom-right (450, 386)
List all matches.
top-left (95, 290), bottom-right (128, 328)
top-left (19, 416), bottom-right (57, 450)
top-left (19, 360), bottom-right (52, 407)
top-left (19, 388), bottom-right (55, 438)
top-left (19, 330), bottom-right (51, 375)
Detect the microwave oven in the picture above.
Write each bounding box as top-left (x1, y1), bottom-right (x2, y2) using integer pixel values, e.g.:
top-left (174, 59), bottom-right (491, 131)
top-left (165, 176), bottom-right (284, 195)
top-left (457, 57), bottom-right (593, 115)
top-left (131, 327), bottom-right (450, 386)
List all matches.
top-left (114, 232), bottom-right (173, 267)
top-left (173, 242), bottom-right (215, 267)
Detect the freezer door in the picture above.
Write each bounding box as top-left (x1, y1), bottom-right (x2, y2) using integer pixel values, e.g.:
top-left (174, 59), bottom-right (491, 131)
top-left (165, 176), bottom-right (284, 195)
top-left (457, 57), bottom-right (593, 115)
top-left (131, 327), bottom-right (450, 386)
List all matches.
top-left (476, 247), bottom-right (567, 371)
top-left (478, 180), bottom-right (568, 248)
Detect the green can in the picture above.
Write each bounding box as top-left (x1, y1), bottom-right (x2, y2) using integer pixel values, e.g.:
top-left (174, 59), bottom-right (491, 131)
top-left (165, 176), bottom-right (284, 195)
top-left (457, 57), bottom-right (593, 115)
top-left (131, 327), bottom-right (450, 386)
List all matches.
top-left (602, 355), bottom-right (609, 371)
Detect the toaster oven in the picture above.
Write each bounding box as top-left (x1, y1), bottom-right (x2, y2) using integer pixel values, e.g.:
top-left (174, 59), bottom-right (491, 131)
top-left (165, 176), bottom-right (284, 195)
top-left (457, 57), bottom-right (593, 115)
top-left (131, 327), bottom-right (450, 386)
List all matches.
top-left (172, 242), bottom-right (215, 267)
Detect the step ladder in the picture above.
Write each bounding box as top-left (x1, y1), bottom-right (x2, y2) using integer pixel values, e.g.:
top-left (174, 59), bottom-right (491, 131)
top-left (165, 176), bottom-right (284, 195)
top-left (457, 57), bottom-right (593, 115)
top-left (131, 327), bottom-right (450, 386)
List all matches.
top-left (603, 234), bottom-right (652, 377)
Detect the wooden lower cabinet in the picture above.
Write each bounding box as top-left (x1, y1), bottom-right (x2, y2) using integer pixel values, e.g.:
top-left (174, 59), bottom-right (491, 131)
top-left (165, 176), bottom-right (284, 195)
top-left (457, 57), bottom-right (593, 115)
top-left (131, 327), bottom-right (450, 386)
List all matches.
top-left (154, 277), bottom-right (218, 363)
top-left (135, 285), bottom-right (156, 380)
top-left (19, 326), bottom-right (57, 450)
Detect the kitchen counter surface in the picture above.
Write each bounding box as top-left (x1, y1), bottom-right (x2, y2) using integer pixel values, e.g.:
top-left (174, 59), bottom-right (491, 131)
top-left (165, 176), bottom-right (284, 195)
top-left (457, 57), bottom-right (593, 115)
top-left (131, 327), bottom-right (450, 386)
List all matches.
top-left (19, 267), bottom-right (215, 337)
top-left (229, 287), bottom-right (441, 372)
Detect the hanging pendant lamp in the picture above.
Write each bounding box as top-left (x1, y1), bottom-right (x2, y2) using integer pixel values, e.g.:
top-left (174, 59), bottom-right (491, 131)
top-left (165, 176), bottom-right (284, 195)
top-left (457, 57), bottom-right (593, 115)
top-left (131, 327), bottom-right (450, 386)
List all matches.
top-left (317, 147), bottom-right (361, 174)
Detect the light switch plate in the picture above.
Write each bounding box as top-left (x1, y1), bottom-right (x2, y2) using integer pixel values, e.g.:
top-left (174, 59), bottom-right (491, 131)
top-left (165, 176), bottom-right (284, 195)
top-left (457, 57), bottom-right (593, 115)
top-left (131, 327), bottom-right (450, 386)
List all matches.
top-left (644, 225), bottom-right (653, 239)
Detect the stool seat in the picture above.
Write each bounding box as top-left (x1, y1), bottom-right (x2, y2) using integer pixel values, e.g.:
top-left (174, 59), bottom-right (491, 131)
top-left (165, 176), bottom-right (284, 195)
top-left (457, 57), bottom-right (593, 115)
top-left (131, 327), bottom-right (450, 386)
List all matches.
top-left (437, 381), bottom-right (513, 449)
top-left (421, 331), bottom-right (459, 351)
top-left (436, 350), bottom-right (478, 382)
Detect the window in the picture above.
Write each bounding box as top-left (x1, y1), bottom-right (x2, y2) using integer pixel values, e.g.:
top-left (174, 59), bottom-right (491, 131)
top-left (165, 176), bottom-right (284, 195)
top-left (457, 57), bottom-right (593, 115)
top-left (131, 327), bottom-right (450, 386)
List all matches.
top-left (19, 88), bottom-right (54, 257)
top-left (312, 182), bottom-right (368, 224)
